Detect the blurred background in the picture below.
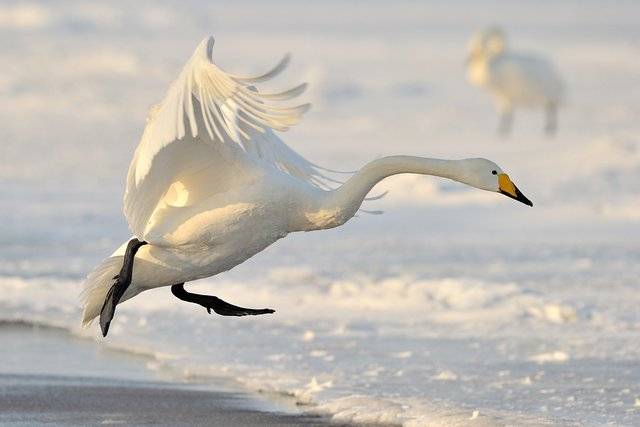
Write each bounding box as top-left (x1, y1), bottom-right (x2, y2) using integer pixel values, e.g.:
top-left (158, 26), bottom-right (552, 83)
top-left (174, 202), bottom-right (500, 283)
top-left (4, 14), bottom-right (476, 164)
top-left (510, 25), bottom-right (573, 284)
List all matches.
top-left (1, 1), bottom-right (639, 425)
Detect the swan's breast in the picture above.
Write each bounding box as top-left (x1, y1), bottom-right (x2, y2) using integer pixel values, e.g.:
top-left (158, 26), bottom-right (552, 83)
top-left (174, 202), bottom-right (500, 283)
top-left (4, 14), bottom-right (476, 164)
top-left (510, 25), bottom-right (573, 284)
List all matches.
top-left (467, 58), bottom-right (490, 87)
top-left (138, 172), bottom-right (312, 283)
top-left (142, 200), bottom-right (288, 282)
top-left (167, 201), bottom-right (263, 245)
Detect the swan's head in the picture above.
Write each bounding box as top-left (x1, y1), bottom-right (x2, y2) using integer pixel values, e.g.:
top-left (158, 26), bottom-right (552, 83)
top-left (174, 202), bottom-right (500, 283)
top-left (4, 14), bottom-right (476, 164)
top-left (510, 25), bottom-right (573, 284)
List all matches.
top-left (459, 158), bottom-right (533, 206)
top-left (467, 26), bottom-right (507, 63)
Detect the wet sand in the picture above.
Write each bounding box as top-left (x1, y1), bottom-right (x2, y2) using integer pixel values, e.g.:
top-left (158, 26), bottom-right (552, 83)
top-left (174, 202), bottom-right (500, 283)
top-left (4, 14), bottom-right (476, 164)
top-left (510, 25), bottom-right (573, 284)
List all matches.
top-left (0, 374), bottom-right (332, 426)
top-left (0, 323), bottom-right (334, 426)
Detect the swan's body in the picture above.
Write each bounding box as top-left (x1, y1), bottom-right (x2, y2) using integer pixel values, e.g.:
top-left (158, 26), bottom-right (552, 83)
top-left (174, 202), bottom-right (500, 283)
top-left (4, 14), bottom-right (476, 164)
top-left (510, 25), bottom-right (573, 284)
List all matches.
top-left (466, 27), bottom-right (564, 135)
top-left (81, 36), bottom-right (532, 329)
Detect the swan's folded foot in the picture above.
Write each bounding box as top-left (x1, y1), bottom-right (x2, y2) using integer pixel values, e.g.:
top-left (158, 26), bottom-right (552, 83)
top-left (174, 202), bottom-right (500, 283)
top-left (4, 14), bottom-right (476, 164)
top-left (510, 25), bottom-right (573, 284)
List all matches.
top-left (170, 284), bottom-right (275, 317)
top-left (99, 238), bottom-right (147, 337)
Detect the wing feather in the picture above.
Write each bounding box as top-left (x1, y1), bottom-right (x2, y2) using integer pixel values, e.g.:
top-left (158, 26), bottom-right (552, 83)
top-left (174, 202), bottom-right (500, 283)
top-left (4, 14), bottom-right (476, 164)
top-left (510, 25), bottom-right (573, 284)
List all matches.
top-left (123, 36), bottom-right (325, 241)
top-left (228, 53), bottom-right (291, 83)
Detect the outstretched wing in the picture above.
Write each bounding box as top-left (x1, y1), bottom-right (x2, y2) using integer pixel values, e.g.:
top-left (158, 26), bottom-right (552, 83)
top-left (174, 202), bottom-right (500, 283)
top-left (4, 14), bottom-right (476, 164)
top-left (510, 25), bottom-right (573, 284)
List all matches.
top-left (124, 36), bottom-right (317, 240)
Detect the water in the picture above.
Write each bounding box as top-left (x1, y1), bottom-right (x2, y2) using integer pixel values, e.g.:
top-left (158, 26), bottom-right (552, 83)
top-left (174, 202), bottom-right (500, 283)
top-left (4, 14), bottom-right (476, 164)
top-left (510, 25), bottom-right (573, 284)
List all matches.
top-left (1, 1), bottom-right (640, 425)
top-left (0, 323), bottom-right (334, 426)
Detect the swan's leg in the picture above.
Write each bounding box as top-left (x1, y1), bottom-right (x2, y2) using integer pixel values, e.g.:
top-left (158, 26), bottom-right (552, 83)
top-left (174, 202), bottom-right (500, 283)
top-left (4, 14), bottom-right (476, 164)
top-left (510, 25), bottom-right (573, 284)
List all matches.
top-left (170, 284), bottom-right (275, 316)
top-left (99, 238), bottom-right (148, 337)
top-left (498, 110), bottom-right (513, 136)
top-left (545, 102), bottom-right (558, 136)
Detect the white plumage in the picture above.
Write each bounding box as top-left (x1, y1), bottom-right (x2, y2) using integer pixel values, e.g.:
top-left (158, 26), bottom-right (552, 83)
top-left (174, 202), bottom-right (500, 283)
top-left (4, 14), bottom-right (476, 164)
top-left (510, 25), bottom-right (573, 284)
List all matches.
top-left (126, 37), bottom-right (324, 241)
top-left (466, 27), bottom-right (564, 135)
top-left (81, 36), bottom-right (533, 329)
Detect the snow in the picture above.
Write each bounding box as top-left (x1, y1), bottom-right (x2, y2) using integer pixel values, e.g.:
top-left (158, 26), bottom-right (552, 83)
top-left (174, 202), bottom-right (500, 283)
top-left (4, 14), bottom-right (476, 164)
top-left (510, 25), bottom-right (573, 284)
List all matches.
top-left (1, 0), bottom-right (640, 425)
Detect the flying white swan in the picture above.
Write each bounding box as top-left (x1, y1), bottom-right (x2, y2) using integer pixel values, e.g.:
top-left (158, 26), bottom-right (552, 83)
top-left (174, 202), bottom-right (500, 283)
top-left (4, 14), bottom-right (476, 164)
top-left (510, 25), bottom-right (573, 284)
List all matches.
top-left (81, 36), bottom-right (533, 337)
top-left (466, 27), bottom-right (564, 136)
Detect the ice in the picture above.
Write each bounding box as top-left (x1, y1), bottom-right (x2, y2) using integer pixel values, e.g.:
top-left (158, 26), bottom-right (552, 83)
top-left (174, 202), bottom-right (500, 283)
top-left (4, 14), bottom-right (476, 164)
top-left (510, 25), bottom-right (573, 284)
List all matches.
top-left (529, 351), bottom-right (570, 365)
top-left (1, 0), bottom-right (640, 425)
top-left (0, 4), bottom-right (50, 29)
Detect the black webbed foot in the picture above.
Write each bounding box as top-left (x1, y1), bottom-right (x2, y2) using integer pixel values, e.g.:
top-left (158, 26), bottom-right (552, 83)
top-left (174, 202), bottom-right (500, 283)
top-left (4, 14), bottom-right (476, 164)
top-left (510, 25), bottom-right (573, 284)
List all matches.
top-left (170, 284), bottom-right (275, 317)
top-left (99, 275), bottom-right (122, 337)
top-left (99, 238), bottom-right (147, 337)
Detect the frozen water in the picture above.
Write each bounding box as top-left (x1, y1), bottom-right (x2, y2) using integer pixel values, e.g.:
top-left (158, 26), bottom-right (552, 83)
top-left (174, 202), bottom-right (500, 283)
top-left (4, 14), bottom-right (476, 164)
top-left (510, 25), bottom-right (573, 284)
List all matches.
top-left (1, 1), bottom-right (639, 425)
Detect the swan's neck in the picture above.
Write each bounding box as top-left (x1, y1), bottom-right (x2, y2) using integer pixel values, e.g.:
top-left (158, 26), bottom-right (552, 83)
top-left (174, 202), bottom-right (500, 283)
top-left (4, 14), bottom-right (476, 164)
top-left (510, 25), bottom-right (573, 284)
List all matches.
top-left (294, 156), bottom-right (463, 231)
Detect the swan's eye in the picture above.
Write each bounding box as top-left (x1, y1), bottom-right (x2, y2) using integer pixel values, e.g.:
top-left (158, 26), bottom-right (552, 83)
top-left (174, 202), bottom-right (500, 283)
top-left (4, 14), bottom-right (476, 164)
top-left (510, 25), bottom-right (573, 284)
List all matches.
top-left (491, 170), bottom-right (497, 175)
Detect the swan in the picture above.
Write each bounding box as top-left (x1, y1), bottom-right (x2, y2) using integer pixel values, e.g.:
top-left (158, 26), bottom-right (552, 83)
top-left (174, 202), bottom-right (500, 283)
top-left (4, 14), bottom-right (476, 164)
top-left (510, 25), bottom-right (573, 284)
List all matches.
top-left (466, 27), bottom-right (564, 136)
top-left (81, 36), bottom-right (533, 337)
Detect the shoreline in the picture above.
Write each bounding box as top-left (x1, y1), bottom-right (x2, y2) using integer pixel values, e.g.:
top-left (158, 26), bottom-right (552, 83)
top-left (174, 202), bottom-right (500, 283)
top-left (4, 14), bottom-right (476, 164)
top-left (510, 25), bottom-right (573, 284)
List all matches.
top-left (0, 322), bottom-right (337, 426)
top-left (0, 373), bottom-right (334, 426)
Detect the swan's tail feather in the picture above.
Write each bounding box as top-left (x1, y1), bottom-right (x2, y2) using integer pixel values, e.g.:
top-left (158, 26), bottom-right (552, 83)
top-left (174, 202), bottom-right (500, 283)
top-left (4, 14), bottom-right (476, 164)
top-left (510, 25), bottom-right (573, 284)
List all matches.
top-left (80, 255), bottom-right (123, 327)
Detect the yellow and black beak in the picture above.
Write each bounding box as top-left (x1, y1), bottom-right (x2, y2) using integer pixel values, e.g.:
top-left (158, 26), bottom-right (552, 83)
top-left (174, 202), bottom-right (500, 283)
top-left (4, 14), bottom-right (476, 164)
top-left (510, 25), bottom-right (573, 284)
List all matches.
top-left (498, 173), bottom-right (533, 207)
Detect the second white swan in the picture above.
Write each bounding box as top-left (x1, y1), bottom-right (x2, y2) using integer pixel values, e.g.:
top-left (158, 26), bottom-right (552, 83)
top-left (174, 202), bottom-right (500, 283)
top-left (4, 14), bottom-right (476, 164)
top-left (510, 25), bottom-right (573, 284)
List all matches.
top-left (466, 27), bottom-right (564, 136)
top-left (82, 36), bottom-right (533, 336)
